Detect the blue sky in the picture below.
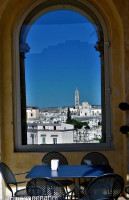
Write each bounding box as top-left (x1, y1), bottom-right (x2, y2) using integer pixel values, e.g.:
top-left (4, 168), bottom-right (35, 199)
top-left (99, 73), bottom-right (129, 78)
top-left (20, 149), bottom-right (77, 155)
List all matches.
top-left (24, 10), bottom-right (101, 108)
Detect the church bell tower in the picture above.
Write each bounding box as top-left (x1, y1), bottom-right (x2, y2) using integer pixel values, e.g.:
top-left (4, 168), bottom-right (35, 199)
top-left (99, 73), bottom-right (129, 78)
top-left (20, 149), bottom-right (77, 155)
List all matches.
top-left (75, 88), bottom-right (79, 109)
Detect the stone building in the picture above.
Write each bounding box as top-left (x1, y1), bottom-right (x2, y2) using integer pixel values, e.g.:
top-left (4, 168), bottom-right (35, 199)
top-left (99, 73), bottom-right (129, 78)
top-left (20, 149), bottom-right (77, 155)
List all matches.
top-left (27, 123), bottom-right (74, 144)
top-left (26, 106), bottom-right (39, 119)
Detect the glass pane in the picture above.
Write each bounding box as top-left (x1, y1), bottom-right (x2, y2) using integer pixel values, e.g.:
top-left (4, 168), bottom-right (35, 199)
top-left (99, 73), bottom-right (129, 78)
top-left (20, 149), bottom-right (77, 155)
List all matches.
top-left (20, 10), bottom-right (102, 145)
top-left (42, 137), bottom-right (46, 144)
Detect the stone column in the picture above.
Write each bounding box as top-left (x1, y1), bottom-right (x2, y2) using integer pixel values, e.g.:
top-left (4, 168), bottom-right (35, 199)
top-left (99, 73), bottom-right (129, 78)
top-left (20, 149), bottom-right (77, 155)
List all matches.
top-left (94, 40), bottom-right (106, 142)
top-left (20, 43), bottom-right (30, 145)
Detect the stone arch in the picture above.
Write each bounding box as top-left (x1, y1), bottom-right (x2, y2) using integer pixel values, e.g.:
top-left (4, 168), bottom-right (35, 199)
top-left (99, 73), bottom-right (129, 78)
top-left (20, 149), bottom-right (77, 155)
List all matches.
top-left (0, 0), bottom-right (126, 195)
top-left (16, 0), bottom-right (111, 148)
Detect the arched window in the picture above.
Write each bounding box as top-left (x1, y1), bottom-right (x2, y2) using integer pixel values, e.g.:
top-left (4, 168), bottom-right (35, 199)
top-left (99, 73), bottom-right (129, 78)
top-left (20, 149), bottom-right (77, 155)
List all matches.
top-left (15, 0), bottom-right (112, 151)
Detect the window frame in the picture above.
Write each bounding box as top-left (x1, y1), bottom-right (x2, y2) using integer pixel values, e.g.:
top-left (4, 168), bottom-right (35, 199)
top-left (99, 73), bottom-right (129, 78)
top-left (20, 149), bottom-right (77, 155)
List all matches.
top-left (42, 137), bottom-right (46, 144)
top-left (14, 0), bottom-right (113, 152)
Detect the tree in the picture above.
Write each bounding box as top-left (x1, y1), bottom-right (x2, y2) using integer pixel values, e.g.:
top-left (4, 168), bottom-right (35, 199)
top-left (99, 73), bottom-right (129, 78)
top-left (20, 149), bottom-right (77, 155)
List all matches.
top-left (66, 111), bottom-right (90, 130)
top-left (66, 107), bottom-right (72, 124)
top-left (85, 124), bottom-right (90, 129)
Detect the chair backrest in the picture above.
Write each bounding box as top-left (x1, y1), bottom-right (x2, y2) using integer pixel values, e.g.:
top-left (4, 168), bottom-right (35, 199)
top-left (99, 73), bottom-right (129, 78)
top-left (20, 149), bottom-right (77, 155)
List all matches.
top-left (125, 186), bottom-right (129, 194)
top-left (86, 173), bottom-right (124, 200)
top-left (0, 162), bottom-right (17, 195)
top-left (81, 152), bottom-right (110, 166)
top-left (26, 178), bottom-right (66, 199)
top-left (42, 151), bottom-right (68, 165)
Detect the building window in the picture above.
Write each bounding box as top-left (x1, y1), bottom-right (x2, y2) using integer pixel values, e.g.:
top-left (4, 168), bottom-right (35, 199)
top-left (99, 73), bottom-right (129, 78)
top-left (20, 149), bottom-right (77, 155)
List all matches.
top-left (15, 0), bottom-right (112, 151)
top-left (42, 137), bottom-right (46, 144)
top-left (53, 138), bottom-right (57, 144)
top-left (31, 134), bottom-right (34, 144)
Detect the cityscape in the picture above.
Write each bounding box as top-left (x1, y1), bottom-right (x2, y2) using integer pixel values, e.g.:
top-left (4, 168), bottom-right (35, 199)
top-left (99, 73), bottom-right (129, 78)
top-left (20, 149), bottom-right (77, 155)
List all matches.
top-left (26, 88), bottom-right (102, 145)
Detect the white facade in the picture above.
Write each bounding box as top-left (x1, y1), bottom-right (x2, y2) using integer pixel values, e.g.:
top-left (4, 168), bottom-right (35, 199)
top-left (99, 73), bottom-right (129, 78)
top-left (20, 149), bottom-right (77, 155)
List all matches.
top-left (79, 102), bottom-right (101, 117)
top-left (27, 123), bottom-right (74, 144)
top-left (79, 108), bottom-right (91, 117)
top-left (82, 101), bottom-right (91, 109)
top-left (73, 126), bottom-right (102, 143)
top-left (27, 119), bottom-right (102, 144)
top-left (39, 108), bottom-right (67, 123)
top-left (26, 107), bottom-right (39, 119)
top-left (91, 108), bottom-right (101, 115)
top-left (38, 130), bottom-right (73, 144)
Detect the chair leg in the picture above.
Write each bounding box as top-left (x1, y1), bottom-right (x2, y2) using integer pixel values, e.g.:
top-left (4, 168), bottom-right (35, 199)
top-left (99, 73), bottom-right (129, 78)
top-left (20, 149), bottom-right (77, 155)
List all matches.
top-left (65, 186), bottom-right (68, 199)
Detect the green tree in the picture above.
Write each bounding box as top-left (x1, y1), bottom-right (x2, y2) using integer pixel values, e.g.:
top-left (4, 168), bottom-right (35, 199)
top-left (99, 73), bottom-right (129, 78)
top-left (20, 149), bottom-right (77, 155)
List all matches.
top-left (66, 112), bottom-right (90, 130)
top-left (66, 107), bottom-right (72, 124)
top-left (85, 124), bottom-right (90, 129)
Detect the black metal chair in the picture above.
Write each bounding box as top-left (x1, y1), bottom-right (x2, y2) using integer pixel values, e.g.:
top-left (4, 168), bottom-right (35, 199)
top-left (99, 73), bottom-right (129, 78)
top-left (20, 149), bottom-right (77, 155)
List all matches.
top-left (81, 152), bottom-right (110, 166)
top-left (125, 186), bottom-right (129, 193)
top-left (80, 152), bottom-right (113, 189)
top-left (42, 152), bottom-right (73, 187)
top-left (26, 178), bottom-right (67, 200)
top-left (78, 173), bottom-right (124, 200)
top-left (42, 151), bottom-right (68, 165)
top-left (125, 186), bottom-right (129, 199)
top-left (0, 162), bottom-right (28, 197)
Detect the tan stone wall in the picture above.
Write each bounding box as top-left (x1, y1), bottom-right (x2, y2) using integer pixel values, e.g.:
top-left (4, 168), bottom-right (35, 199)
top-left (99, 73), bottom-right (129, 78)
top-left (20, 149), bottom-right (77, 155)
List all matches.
top-left (0, 0), bottom-right (128, 196)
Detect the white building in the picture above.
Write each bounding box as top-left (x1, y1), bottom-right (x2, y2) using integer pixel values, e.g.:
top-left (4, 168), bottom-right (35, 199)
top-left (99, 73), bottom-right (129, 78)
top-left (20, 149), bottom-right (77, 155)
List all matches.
top-left (79, 102), bottom-right (101, 117)
top-left (27, 89), bottom-right (102, 144)
top-left (26, 106), bottom-right (39, 119)
top-left (73, 125), bottom-right (102, 143)
top-left (79, 101), bottom-right (91, 116)
top-left (27, 123), bottom-right (74, 144)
